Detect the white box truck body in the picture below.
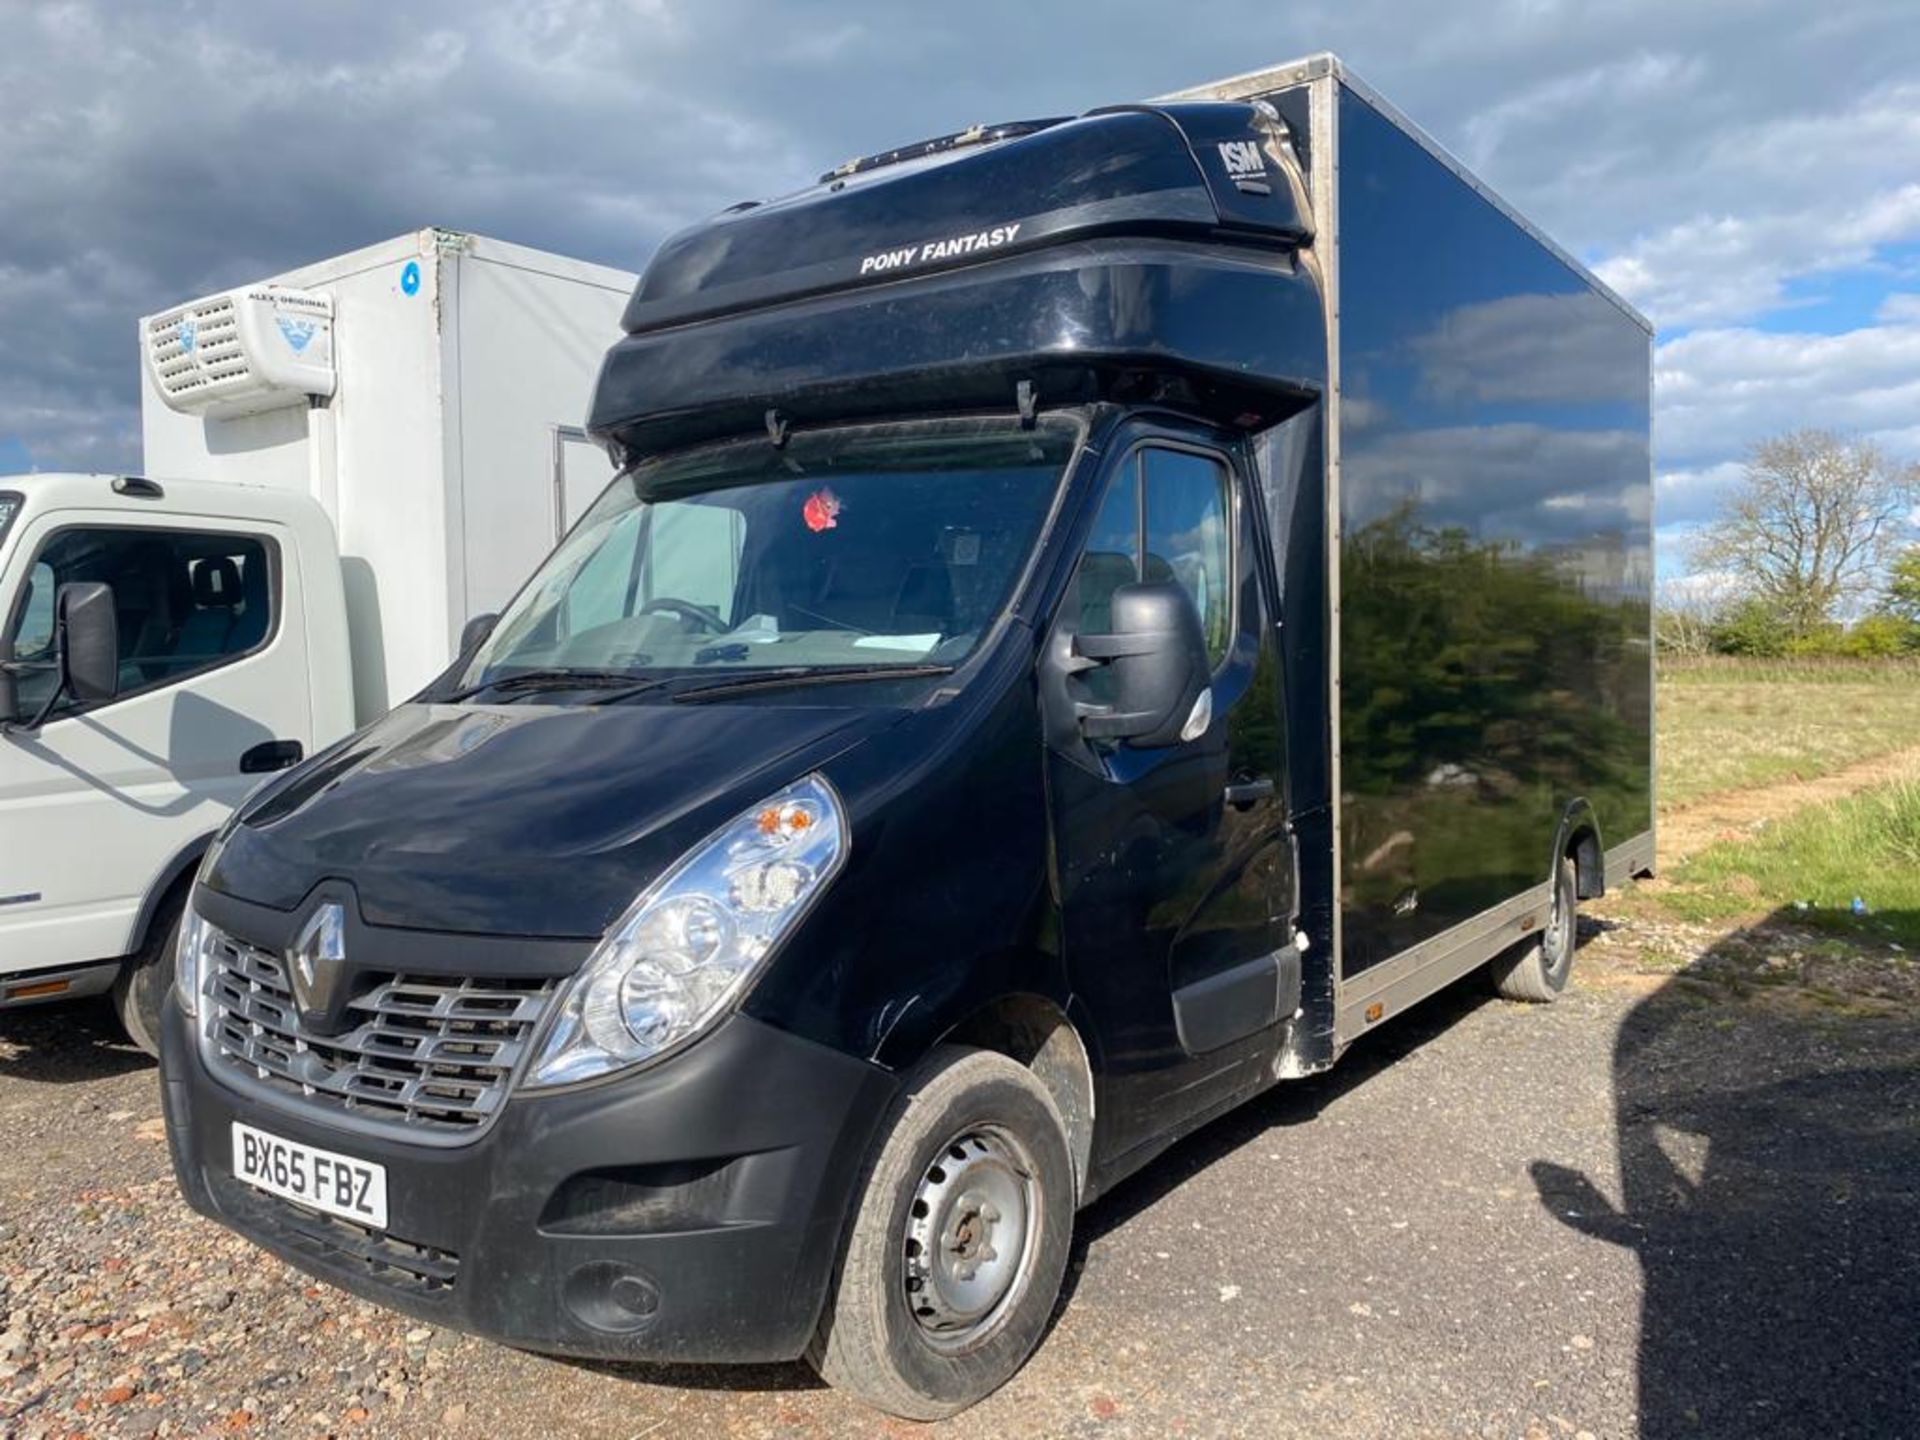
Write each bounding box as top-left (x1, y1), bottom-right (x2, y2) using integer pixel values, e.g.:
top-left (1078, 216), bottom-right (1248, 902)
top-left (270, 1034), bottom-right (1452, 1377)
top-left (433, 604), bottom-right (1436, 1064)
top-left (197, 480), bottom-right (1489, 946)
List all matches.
top-left (0, 230), bottom-right (635, 1045)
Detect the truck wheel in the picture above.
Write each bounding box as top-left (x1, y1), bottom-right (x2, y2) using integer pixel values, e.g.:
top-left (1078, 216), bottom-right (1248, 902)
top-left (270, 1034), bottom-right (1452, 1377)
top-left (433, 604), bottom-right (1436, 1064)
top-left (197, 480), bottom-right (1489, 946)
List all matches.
top-left (112, 894), bottom-right (182, 1059)
top-left (1492, 854), bottom-right (1578, 1003)
top-left (808, 1044), bottom-right (1074, 1420)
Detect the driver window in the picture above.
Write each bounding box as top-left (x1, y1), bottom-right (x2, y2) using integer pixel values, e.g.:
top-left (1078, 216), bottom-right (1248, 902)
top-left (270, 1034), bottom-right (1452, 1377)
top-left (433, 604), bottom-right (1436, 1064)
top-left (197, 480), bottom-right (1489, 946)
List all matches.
top-left (1143, 448), bottom-right (1232, 667)
top-left (1076, 444), bottom-right (1234, 669)
top-left (3, 527), bottom-right (275, 716)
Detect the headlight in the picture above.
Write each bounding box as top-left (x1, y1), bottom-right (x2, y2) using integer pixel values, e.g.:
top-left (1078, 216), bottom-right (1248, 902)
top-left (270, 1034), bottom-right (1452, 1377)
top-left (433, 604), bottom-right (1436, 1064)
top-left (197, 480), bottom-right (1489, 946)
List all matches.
top-left (523, 773), bottom-right (848, 1089)
top-left (173, 829), bottom-right (234, 1021)
top-left (174, 903), bottom-right (218, 1019)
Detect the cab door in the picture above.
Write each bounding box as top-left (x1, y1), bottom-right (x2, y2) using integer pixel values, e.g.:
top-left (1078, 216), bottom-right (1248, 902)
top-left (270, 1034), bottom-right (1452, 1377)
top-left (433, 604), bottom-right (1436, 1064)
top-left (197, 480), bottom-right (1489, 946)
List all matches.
top-left (1045, 423), bottom-right (1296, 1167)
top-left (0, 509), bottom-right (311, 974)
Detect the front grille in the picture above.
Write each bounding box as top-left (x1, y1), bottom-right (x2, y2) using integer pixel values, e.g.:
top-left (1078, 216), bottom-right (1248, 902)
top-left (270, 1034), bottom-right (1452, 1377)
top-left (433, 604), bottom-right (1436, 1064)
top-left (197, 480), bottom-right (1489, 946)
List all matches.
top-left (204, 932), bottom-right (555, 1139)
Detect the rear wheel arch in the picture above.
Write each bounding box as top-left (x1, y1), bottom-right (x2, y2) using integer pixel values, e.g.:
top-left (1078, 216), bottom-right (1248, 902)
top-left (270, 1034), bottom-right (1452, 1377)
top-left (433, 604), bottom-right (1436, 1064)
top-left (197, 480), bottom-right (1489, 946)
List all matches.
top-left (1552, 800), bottom-right (1605, 900)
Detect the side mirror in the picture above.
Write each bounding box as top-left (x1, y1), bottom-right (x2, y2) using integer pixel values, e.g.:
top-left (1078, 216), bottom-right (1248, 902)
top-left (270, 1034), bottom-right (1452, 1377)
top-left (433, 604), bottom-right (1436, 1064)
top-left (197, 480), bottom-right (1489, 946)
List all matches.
top-left (1073, 581), bottom-right (1212, 748)
top-left (458, 612), bottom-right (498, 659)
top-left (58, 582), bottom-right (120, 704)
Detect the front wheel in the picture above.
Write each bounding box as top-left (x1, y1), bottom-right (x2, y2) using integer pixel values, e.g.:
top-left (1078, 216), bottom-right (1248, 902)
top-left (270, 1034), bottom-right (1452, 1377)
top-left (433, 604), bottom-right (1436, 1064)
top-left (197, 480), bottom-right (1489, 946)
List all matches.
top-left (808, 1045), bottom-right (1075, 1420)
top-left (1492, 853), bottom-right (1578, 1002)
top-left (112, 898), bottom-right (181, 1059)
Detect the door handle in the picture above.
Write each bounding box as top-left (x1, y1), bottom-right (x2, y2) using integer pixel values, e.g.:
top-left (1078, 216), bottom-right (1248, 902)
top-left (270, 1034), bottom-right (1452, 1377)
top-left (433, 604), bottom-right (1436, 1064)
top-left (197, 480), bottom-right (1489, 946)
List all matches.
top-left (1223, 776), bottom-right (1275, 810)
top-left (240, 739), bottom-right (304, 775)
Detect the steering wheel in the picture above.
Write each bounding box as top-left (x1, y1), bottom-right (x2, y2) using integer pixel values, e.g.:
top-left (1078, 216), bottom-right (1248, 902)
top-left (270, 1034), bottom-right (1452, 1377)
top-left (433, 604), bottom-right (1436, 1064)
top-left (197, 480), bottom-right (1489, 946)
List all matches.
top-left (640, 597), bottom-right (729, 634)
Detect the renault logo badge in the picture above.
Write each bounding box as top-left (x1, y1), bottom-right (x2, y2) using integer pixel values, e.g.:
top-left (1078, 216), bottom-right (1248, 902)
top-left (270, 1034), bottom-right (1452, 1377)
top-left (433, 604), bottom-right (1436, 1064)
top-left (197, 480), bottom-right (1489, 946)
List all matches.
top-left (288, 901), bottom-right (349, 1031)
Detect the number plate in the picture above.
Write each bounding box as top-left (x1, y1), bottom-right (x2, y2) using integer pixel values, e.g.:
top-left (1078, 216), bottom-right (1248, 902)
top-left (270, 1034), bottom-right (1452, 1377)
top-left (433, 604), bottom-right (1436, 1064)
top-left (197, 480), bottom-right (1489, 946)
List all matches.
top-left (231, 1121), bottom-right (388, 1230)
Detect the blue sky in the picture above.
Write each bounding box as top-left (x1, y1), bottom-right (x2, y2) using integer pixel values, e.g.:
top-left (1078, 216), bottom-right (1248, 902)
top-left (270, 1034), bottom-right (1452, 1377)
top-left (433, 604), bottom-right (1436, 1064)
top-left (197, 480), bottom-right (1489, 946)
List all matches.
top-left (1, 0), bottom-right (1917, 586)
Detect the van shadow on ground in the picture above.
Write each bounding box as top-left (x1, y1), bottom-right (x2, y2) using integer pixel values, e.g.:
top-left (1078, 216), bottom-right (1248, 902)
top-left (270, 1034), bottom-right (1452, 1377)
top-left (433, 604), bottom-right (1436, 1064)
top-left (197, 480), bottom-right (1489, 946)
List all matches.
top-left (1532, 907), bottom-right (1920, 1438)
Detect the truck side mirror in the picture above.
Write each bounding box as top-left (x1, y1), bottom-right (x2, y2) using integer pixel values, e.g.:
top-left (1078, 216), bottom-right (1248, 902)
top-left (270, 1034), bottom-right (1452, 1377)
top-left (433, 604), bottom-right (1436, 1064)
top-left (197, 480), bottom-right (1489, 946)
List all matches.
top-left (1073, 581), bottom-right (1212, 748)
top-left (58, 582), bottom-right (120, 705)
top-left (458, 612), bottom-right (498, 658)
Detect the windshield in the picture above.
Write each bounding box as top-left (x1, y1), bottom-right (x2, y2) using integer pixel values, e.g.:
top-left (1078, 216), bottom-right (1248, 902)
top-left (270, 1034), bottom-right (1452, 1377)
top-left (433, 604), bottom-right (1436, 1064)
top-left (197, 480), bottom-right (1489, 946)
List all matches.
top-left (458, 416), bottom-right (1079, 694)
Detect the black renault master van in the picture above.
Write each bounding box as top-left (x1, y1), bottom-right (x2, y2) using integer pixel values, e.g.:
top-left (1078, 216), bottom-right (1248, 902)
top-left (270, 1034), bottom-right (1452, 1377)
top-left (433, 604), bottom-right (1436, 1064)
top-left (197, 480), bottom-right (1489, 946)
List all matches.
top-left (161, 55), bottom-right (1653, 1419)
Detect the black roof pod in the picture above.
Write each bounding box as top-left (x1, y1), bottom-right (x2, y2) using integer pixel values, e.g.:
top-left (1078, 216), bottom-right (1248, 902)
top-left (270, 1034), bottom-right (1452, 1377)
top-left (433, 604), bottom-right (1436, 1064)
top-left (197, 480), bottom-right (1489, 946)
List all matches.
top-left (621, 102), bottom-right (1311, 338)
top-left (590, 101), bottom-right (1325, 458)
top-left (818, 117), bottom-right (1074, 184)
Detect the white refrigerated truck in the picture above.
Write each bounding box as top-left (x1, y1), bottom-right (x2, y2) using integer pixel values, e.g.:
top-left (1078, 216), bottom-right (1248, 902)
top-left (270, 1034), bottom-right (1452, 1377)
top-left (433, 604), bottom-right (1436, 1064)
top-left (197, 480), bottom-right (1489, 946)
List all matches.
top-left (0, 229), bottom-right (636, 1050)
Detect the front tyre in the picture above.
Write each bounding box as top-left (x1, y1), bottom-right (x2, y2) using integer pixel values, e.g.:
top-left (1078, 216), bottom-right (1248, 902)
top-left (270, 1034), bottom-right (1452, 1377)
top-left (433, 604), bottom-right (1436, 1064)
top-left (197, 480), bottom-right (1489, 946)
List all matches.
top-left (808, 1045), bottom-right (1074, 1420)
top-left (112, 896), bottom-right (181, 1059)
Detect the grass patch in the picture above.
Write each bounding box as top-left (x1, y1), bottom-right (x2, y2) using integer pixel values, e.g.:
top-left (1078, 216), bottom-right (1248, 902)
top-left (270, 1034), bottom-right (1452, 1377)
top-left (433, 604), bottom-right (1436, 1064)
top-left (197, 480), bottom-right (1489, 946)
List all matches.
top-left (1658, 659), bottom-right (1920, 806)
top-left (1661, 656), bottom-right (1920, 686)
top-left (1659, 778), bottom-right (1920, 947)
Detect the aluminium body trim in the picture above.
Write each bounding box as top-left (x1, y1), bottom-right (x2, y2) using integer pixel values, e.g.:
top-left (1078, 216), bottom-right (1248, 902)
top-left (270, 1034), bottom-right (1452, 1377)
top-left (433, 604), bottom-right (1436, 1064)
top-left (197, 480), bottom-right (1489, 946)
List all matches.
top-left (1330, 828), bottom-right (1658, 1044)
top-left (1606, 831), bottom-right (1656, 885)
top-left (1334, 880), bottom-right (1553, 1044)
top-left (1309, 71), bottom-right (1347, 1029)
top-left (1645, 323), bottom-right (1660, 872)
top-left (1158, 52), bottom-right (1654, 336)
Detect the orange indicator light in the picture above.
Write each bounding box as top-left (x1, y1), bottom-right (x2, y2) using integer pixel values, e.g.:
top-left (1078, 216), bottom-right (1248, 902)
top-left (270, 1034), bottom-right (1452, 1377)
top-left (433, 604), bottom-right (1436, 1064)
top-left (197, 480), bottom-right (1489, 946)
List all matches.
top-left (757, 803), bottom-right (816, 839)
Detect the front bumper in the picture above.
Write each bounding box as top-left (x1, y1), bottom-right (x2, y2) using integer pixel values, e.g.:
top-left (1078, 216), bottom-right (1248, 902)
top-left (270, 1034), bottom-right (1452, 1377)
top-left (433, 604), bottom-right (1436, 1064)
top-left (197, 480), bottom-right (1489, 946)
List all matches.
top-left (160, 995), bottom-right (897, 1363)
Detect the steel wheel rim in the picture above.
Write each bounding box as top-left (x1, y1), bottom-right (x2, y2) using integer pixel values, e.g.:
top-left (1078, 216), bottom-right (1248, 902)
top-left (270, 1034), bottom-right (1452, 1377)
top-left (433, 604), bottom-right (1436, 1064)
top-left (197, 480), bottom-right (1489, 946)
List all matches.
top-left (902, 1123), bottom-right (1042, 1352)
top-left (1543, 864), bottom-right (1575, 971)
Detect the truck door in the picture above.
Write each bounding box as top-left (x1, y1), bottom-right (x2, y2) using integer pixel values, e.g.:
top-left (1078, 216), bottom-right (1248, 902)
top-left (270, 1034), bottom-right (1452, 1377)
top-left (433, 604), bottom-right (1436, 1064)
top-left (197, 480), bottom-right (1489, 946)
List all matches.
top-left (1046, 426), bottom-right (1297, 1167)
top-left (0, 512), bottom-right (311, 974)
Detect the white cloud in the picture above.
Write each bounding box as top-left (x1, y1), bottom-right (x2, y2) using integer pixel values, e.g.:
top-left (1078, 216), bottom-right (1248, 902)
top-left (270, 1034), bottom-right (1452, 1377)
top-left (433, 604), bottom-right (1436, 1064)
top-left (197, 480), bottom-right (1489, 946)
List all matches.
top-left (1878, 294), bottom-right (1920, 323)
top-left (1458, 51), bottom-right (1704, 178)
top-left (1654, 461), bottom-right (1746, 528)
top-left (1655, 318), bottom-right (1920, 463)
top-left (1597, 174), bottom-right (1920, 330)
top-left (1659, 566), bottom-right (1740, 608)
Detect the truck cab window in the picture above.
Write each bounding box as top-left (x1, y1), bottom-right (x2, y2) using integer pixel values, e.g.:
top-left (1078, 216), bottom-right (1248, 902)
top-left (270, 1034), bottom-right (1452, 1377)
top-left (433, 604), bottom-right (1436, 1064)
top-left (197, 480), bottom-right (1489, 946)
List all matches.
top-left (3, 527), bottom-right (275, 715)
top-left (466, 417), bottom-right (1077, 689)
top-left (1143, 448), bottom-right (1231, 666)
top-left (1076, 444), bottom-right (1233, 667)
top-left (16, 562), bottom-right (55, 658)
top-left (642, 501), bottom-right (745, 621)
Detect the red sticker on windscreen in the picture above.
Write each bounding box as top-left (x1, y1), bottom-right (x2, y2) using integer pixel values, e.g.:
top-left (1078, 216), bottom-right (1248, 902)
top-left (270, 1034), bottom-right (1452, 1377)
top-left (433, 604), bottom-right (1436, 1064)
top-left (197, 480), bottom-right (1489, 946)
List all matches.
top-left (803, 487), bottom-right (842, 533)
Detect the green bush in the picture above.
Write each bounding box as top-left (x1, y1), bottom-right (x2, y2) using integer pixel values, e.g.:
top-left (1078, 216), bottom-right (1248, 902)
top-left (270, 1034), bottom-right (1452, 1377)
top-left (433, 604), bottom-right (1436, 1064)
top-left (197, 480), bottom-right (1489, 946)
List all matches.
top-left (1840, 614), bottom-right (1919, 658)
top-left (1710, 598), bottom-right (1793, 657)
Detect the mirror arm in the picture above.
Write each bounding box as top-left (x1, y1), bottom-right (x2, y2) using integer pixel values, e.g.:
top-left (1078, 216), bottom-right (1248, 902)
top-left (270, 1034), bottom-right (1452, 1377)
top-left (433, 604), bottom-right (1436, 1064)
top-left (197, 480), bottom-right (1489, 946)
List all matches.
top-left (0, 642), bottom-right (70, 737)
top-left (1068, 630), bottom-right (1181, 736)
top-left (1078, 703), bottom-right (1164, 739)
top-left (2, 677), bottom-right (65, 736)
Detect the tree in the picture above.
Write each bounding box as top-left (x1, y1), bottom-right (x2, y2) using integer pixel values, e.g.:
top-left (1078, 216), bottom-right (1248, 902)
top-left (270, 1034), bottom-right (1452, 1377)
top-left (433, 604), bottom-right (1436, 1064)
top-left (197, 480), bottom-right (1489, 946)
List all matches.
top-left (1654, 576), bottom-right (1724, 656)
top-left (1693, 430), bottom-right (1920, 638)
top-left (1882, 546), bottom-right (1920, 625)
top-left (1709, 597), bottom-right (1791, 657)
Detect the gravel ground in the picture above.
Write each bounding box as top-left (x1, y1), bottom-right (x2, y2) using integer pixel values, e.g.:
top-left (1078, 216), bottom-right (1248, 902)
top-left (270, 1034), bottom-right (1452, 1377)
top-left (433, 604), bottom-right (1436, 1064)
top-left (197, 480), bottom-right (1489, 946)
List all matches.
top-left (2, 912), bottom-right (1915, 1439)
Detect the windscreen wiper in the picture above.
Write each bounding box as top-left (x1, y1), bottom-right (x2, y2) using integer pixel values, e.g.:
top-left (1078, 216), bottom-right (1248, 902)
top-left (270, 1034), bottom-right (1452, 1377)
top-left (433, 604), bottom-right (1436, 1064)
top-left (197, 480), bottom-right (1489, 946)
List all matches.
top-left (439, 668), bottom-right (650, 704)
top-left (669, 664), bottom-right (955, 703)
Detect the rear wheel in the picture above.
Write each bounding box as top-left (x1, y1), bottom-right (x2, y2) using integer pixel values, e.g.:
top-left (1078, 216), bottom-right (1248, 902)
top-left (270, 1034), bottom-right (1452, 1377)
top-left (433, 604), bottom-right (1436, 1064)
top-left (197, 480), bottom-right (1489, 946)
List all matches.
top-left (808, 1045), bottom-right (1074, 1420)
top-left (112, 893), bottom-right (182, 1058)
top-left (1492, 853), bottom-right (1578, 1003)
